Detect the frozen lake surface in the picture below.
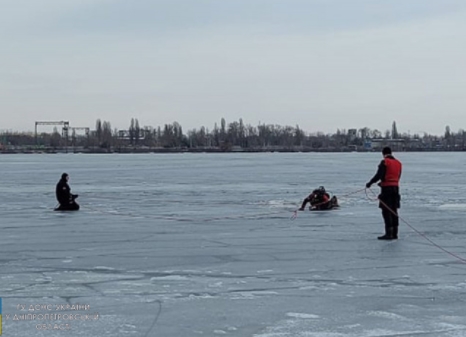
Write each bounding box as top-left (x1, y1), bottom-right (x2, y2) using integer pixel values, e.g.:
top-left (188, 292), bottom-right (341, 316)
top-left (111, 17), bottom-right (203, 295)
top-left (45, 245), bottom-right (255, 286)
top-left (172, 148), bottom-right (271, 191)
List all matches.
top-left (1, 152), bottom-right (466, 336)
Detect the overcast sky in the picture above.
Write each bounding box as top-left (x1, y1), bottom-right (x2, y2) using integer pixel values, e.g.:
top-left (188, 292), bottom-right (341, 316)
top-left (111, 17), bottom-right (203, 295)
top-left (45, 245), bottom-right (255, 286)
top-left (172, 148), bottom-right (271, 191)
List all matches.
top-left (1, 0), bottom-right (466, 135)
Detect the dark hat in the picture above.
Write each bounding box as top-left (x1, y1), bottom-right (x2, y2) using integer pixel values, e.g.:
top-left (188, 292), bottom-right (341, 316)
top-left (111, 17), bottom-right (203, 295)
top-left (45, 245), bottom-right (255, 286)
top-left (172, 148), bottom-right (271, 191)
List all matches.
top-left (382, 147), bottom-right (392, 155)
top-left (61, 173), bottom-right (68, 180)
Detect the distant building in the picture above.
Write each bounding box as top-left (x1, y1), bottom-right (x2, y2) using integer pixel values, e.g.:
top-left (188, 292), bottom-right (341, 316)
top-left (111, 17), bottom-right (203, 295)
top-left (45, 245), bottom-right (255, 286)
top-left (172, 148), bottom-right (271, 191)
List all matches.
top-left (370, 138), bottom-right (404, 149)
top-left (368, 138), bottom-right (420, 151)
top-left (117, 129), bottom-right (148, 140)
top-left (348, 129), bottom-right (357, 141)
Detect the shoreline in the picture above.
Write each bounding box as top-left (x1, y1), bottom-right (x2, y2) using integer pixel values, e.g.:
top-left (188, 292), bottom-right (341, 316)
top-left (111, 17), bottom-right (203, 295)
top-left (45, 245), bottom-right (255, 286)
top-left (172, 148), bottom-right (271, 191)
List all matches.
top-left (0, 147), bottom-right (462, 154)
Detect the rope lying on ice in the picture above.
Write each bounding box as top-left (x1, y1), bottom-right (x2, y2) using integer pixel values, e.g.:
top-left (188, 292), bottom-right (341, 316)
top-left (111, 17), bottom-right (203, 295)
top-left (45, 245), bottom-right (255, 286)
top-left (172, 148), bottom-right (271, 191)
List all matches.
top-left (80, 186), bottom-right (466, 264)
top-left (365, 187), bottom-right (466, 264)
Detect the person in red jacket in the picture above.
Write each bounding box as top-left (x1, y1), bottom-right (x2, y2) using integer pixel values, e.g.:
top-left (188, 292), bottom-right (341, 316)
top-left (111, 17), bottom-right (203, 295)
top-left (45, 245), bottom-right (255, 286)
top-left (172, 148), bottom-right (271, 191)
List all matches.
top-left (366, 147), bottom-right (402, 240)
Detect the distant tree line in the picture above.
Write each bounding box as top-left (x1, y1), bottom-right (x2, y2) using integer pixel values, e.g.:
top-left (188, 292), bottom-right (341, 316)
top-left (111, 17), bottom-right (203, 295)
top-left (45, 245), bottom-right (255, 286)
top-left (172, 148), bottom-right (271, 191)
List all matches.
top-left (1, 119), bottom-right (465, 151)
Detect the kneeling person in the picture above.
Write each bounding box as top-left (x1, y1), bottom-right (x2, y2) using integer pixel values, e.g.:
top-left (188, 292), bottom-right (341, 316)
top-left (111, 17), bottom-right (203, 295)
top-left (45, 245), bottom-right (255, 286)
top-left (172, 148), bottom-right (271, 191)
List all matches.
top-left (299, 186), bottom-right (338, 211)
top-left (55, 173), bottom-right (80, 211)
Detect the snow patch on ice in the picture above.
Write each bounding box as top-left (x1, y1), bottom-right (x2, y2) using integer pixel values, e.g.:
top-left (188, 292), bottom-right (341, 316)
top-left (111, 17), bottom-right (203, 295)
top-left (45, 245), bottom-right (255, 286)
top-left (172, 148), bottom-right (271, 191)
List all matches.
top-left (150, 275), bottom-right (188, 282)
top-left (439, 203), bottom-right (466, 211)
top-left (94, 266), bottom-right (117, 271)
top-left (367, 311), bottom-right (407, 320)
top-left (208, 282), bottom-right (223, 288)
top-left (286, 312), bottom-right (319, 319)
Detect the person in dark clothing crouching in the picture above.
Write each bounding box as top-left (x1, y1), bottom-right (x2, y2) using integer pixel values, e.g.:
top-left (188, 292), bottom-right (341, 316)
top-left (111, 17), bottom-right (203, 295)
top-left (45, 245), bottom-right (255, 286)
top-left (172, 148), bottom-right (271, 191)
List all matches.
top-left (55, 173), bottom-right (80, 211)
top-left (299, 186), bottom-right (339, 211)
top-left (366, 147), bottom-right (402, 240)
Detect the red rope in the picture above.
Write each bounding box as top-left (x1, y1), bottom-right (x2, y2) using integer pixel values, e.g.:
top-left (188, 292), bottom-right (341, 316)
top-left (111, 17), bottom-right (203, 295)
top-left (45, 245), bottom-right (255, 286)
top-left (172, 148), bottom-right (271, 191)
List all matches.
top-left (365, 188), bottom-right (466, 264)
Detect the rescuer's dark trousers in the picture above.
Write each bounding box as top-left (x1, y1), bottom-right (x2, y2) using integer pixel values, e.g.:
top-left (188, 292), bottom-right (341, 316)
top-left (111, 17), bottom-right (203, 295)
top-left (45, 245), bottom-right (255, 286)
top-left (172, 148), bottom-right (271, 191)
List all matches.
top-left (379, 186), bottom-right (400, 238)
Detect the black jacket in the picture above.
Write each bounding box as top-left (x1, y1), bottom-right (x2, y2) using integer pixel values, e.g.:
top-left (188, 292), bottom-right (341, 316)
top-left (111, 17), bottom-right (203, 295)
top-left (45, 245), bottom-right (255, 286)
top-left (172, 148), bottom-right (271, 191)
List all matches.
top-left (56, 179), bottom-right (71, 204)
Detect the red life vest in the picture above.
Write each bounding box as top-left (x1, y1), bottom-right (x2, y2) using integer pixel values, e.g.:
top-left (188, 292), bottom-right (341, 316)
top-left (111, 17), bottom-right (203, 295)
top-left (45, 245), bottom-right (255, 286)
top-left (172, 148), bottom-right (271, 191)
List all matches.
top-left (381, 157), bottom-right (402, 187)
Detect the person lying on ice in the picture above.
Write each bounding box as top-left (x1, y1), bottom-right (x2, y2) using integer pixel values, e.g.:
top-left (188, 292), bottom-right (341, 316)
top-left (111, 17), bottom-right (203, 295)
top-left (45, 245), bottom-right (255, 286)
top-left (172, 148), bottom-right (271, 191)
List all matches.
top-left (298, 186), bottom-right (338, 211)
